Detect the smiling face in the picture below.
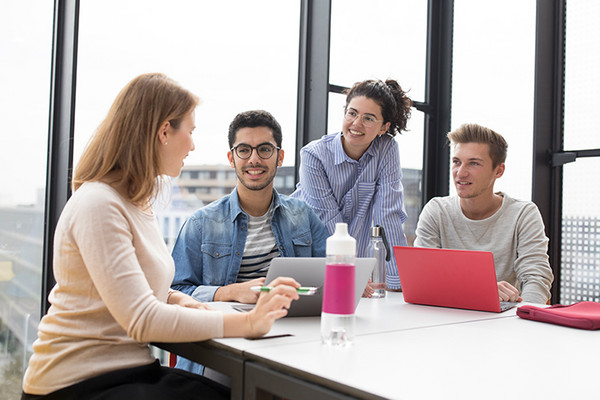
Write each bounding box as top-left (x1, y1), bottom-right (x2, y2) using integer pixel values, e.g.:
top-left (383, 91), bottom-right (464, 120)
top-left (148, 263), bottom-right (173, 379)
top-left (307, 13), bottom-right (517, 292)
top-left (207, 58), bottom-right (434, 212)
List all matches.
top-left (341, 96), bottom-right (390, 160)
top-left (227, 126), bottom-right (284, 193)
top-left (158, 110), bottom-right (196, 177)
top-left (451, 142), bottom-right (505, 200)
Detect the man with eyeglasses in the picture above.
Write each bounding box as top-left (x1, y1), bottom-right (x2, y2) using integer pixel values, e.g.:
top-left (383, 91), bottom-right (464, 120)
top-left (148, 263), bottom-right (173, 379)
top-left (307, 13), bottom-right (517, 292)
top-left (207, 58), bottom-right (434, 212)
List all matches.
top-left (170, 110), bottom-right (328, 374)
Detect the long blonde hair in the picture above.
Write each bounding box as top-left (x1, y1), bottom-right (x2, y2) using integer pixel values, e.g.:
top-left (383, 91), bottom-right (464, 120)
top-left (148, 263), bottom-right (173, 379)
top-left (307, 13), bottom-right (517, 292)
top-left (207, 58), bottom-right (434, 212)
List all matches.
top-left (73, 73), bottom-right (199, 205)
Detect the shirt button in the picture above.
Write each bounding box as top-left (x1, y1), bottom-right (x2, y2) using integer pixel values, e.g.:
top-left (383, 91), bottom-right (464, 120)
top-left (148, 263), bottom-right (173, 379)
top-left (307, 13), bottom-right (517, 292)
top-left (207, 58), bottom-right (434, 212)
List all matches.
top-left (279, 246), bottom-right (284, 250)
top-left (306, 240), bottom-right (310, 244)
top-left (242, 225), bottom-right (246, 230)
top-left (215, 252), bottom-right (219, 256)
top-left (236, 252), bottom-right (240, 256)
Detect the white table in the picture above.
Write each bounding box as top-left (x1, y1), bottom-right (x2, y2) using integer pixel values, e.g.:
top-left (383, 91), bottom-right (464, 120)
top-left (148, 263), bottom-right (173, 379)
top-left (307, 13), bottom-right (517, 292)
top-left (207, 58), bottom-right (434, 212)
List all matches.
top-left (245, 314), bottom-right (600, 399)
top-left (156, 293), bottom-right (556, 399)
top-left (207, 292), bottom-right (517, 351)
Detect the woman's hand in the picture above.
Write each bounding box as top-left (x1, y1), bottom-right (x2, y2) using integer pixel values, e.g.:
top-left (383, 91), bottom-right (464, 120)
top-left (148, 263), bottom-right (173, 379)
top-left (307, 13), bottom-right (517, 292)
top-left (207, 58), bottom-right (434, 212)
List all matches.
top-left (362, 278), bottom-right (375, 298)
top-left (247, 277), bottom-right (300, 337)
top-left (223, 277), bottom-right (300, 338)
top-left (167, 290), bottom-right (214, 310)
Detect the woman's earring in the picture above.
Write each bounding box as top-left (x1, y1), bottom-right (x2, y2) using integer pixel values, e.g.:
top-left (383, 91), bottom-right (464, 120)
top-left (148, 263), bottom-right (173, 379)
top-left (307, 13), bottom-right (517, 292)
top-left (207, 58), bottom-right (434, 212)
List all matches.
top-left (164, 142), bottom-right (168, 145)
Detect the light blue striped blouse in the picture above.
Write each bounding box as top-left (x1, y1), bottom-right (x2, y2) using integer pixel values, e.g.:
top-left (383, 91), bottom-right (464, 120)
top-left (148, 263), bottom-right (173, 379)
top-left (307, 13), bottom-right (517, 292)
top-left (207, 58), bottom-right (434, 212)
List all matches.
top-left (291, 132), bottom-right (407, 289)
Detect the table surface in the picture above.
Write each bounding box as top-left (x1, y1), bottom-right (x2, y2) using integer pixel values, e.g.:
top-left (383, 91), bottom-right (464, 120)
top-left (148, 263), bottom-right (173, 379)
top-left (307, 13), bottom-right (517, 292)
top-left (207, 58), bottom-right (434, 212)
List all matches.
top-left (207, 292), bottom-right (518, 352)
top-left (245, 313), bottom-right (600, 399)
top-left (159, 293), bottom-right (599, 399)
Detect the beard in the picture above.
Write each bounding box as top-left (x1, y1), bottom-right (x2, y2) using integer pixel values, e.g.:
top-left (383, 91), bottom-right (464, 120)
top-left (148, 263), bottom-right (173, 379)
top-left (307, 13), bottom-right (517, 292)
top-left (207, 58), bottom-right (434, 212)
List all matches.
top-left (235, 162), bottom-right (276, 192)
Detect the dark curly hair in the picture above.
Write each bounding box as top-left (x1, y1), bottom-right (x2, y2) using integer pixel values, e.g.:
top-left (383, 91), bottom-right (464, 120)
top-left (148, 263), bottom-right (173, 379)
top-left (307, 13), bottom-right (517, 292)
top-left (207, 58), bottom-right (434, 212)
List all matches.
top-left (344, 79), bottom-right (412, 137)
top-left (228, 110), bottom-right (282, 148)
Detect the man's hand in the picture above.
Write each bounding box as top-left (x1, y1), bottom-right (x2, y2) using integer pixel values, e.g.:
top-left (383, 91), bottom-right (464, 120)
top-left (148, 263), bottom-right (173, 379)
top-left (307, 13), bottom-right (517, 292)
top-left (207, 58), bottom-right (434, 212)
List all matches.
top-left (497, 281), bottom-right (523, 302)
top-left (214, 277), bottom-right (266, 303)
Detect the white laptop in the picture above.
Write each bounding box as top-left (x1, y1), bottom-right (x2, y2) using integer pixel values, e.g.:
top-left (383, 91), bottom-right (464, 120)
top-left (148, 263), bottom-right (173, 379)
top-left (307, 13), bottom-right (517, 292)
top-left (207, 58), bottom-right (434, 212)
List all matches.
top-left (233, 257), bottom-right (376, 317)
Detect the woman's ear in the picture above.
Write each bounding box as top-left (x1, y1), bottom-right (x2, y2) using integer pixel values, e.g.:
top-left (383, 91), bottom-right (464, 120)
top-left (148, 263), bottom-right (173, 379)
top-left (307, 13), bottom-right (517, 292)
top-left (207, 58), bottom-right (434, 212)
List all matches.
top-left (158, 121), bottom-right (170, 145)
top-left (379, 122), bottom-right (391, 136)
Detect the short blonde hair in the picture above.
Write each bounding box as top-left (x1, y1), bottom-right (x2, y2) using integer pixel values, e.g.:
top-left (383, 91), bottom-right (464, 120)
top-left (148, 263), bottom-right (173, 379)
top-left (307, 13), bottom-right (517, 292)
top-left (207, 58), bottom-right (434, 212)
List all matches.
top-left (73, 73), bottom-right (199, 205)
top-left (447, 123), bottom-right (508, 167)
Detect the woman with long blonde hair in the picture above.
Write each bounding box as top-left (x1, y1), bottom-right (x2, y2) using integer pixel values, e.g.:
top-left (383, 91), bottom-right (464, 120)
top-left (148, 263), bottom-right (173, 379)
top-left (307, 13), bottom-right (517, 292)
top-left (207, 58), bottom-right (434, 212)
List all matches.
top-left (22, 73), bottom-right (299, 400)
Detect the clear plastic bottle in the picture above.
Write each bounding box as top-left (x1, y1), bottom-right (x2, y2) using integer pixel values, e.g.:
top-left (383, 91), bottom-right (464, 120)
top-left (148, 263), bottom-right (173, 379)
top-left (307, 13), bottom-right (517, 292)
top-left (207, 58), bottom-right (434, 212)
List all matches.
top-left (321, 223), bottom-right (356, 346)
top-left (367, 225), bottom-right (391, 299)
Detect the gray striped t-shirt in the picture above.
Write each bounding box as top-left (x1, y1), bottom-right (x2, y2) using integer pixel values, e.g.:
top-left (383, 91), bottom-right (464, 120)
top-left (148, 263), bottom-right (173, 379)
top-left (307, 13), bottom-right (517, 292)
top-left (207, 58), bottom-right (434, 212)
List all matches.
top-left (237, 203), bottom-right (280, 282)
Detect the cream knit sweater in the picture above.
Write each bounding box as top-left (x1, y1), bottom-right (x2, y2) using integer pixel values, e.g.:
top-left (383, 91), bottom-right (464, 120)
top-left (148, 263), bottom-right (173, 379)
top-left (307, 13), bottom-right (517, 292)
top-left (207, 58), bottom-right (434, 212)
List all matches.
top-left (23, 182), bottom-right (223, 395)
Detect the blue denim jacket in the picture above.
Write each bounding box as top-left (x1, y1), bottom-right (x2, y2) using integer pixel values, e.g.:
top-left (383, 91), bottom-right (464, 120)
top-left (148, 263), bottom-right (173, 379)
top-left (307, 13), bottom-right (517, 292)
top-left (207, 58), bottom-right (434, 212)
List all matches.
top-left (171, 188), bottom-right (328, 375)
top-left (171, 187), bottom-right (328, 302)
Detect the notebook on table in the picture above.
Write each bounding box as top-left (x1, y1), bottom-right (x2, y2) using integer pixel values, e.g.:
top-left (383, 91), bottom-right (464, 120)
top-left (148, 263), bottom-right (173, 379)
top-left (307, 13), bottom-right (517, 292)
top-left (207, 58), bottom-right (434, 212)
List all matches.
top-left (393, 246), bottom-right (517, 313)
top-left (233, 257), bottom-right (376, 317)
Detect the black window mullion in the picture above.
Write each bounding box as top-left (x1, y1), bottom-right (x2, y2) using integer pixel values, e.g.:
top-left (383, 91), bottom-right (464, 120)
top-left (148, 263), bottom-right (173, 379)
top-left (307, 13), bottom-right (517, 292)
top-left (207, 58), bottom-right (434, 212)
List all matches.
top-left (421, 0), bottom-right (454, 205)
top-left (532, 0), bottom-right (565, 304)
top-left (295, 0), bottom-right (332, 184)
top-left (43, 0), bottom-right (79, 315)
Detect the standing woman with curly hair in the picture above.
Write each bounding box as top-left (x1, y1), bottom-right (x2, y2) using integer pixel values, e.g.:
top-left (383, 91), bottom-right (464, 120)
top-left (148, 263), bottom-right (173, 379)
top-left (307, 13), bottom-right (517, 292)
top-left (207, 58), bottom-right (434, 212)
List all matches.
top-left (292, 79), bottom-right (412, 295)
top-left (21, 73), bottom-right (300, 400)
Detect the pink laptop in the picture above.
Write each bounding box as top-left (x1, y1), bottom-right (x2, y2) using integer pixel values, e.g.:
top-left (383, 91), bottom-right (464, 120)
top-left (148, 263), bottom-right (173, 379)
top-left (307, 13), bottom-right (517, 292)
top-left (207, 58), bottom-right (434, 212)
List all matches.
top-left (393, 246), bottom-right (517, 313)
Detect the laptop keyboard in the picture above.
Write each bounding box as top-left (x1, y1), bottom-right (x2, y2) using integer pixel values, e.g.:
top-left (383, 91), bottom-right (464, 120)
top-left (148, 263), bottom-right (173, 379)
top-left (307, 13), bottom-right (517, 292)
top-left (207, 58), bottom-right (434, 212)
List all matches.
top-left (500, 301), bottom-right (518, 312)
top-left (232, 304), bottom-right (255, 313)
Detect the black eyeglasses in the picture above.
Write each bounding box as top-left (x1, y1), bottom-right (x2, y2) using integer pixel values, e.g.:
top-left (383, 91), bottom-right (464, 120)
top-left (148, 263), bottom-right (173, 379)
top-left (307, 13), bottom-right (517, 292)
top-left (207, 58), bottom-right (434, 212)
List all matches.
top-left (230, 143), bottom-right (280, 159)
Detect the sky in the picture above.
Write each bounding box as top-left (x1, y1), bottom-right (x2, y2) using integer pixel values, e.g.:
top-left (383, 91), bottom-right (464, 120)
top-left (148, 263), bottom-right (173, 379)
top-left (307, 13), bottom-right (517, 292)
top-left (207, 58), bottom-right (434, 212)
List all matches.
top-left (1, 0), bottom-right (598, 217)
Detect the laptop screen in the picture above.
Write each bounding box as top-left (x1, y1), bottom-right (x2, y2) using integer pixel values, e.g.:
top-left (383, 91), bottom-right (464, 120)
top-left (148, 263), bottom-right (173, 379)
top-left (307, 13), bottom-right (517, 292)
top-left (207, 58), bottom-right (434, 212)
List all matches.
top-left (393, 246), bottom-right (509, 313)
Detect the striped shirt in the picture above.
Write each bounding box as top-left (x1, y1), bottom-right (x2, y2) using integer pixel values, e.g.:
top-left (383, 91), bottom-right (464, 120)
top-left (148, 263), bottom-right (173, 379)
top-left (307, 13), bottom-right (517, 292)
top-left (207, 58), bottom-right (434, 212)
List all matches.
top-left (291, 132), bottom-right (407, 289)
top-left (237, 202), bottom-right (280, 282)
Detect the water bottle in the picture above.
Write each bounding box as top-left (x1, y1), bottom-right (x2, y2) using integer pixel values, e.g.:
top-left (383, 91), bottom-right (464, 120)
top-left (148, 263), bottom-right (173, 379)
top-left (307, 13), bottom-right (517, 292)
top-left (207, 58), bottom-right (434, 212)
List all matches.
top-left (367, 225), bottom-right (391, 298)
top-left (321, 223), bottom-right (356, 346)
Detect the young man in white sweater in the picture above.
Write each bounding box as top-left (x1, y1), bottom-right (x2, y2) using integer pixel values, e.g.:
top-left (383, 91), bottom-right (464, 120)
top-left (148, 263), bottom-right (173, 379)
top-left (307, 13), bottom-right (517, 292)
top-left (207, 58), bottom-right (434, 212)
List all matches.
top-left (414, 123), bottom-right (553, 304)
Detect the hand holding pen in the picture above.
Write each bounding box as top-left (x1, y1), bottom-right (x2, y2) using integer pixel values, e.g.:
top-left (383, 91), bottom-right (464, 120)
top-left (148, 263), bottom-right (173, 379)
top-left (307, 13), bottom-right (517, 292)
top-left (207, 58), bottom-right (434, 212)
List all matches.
top-left (244, 277), bottom-right (301, 337)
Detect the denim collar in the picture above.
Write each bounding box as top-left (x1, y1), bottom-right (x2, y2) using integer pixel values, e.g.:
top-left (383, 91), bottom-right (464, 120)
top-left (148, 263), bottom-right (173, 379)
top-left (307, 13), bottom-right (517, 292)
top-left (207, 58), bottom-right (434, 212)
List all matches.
top-left (228, 186), bottom-right (281, 223)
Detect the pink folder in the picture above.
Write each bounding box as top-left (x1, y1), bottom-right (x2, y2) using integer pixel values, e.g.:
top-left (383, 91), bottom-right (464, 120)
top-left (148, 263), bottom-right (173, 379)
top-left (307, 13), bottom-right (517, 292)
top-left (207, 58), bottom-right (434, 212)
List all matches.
top-left (517, 302), bottom-right (600, 330)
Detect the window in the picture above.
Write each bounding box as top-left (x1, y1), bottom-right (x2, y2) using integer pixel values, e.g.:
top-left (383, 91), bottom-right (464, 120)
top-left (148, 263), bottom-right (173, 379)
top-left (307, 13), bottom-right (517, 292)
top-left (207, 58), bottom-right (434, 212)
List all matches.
top-left (75, 0), bottom-right (301, 247)
top-left (561, 0), bottom-right (600, 304)
top-left (0, 1), bottom-right (53, 395)
top-left (329, 0), bottom-right (428, 245)
top-left (452, 0), bottom-right (536, 201)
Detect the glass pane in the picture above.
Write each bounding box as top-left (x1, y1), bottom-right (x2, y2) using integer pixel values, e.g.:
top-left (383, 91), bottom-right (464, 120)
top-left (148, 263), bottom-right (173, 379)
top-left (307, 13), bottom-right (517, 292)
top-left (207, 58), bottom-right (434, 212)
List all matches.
top-left (452, 0), bottom-right (536, 201)
top-left (329, 1), bottom-right (427, 246)
top-left (0, 0), bottom-right (53, 396)
top-left (330, 0), bottom-right (428, 102)
top-left (560, 158), bottom-right (600, 304)
top-left (564, 0), bottom-right (600, 150)
top-left (76, 0), bottom-right (301, 248)
top-left (397, 111), bottom-right (424, 246)
top-left (562, 1), bottom-right (600, 304)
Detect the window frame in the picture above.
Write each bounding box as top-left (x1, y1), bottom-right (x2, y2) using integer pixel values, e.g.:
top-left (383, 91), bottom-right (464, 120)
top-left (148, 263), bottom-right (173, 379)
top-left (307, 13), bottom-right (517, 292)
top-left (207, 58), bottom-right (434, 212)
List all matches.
top-left (44, 0), bottom-right (570, 311)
